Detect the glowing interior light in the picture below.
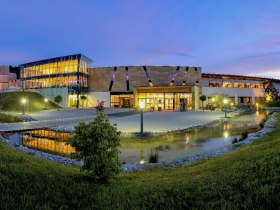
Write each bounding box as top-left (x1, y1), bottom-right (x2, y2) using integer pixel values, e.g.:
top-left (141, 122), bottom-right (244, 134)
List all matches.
top-left (139, 101), bottom-right (145, 109)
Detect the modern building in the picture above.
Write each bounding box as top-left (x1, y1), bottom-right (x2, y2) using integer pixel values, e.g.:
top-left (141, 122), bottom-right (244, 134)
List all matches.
top-left (0, 66), bottom-right (20, 91)
top-left (20, 54), bottom-right (92, 108)
top-left (19, 54), bottom-right (280, 110)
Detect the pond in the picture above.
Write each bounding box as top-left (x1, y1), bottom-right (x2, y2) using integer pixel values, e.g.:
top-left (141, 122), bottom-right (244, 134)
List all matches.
top-left (3, 111), bottom-right (267, 164)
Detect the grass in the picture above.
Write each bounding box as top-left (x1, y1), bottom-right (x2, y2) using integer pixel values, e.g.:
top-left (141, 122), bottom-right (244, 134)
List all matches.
top-left (0, 113), bottom-right (23, 123)
top-left (0, 91), bottom-right (60, 113)
top-left (0, 112), bottom-right (280, 209)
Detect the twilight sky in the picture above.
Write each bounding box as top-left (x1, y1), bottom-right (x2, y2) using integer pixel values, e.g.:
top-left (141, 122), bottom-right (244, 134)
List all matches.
top-left (1, 0), bottom-right (280, 79)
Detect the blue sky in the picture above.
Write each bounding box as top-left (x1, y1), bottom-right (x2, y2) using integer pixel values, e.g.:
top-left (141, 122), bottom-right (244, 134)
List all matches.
top-left (1, 0), bottom-right (280, 78)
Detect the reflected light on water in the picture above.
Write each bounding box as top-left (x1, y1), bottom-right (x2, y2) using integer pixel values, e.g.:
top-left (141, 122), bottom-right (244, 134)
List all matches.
top-left (140, 160), bottom-right (145, 164)
top-left (223, 131), bottom-right (229, 138)
top-left (256, 110), bottom-right (260, 116)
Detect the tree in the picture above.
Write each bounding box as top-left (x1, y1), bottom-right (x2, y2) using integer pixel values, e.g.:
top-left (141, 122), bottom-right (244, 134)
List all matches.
top-left (212, 95), bottom-right (229, 110)
top-left (80, 95), bottom-right (87, 109)
top-left (199, 95), bottom-right (207, 111)
top-left (67, 112), bottom-right (121, 182)
top-left (54, 95), bottom-right (63, 110)
top-left (265, 82), bottom-right (279, 102)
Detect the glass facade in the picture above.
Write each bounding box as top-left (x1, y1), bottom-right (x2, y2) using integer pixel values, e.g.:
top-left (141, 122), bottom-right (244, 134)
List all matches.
top-left (209, 78), bottom-right (266, 88)
top-left (20, 54), bottom-right (91, 91)
top-left (138, 92), bottom-right (192, 111)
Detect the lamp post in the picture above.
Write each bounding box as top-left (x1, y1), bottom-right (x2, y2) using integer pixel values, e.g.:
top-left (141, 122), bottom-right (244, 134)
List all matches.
top-left (139, 101), bottom-right (145, 135)
top-left (22, 98), bottom-right (27, 115)
top-left (223, 98), bottom-right (228, 118)
top-left (44, 98), bottom-right (48, 109)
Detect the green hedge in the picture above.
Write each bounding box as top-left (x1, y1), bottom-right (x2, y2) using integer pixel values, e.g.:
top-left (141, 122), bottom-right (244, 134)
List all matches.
top-left (261, 101), bottom-right (280, 108)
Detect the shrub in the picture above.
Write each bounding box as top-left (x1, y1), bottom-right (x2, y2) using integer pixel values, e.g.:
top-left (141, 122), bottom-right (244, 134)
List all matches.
top-left (95, 100), bottom-right (105, 113)
top-left (54, 95), bottom-right (63, 109)
top-left (0, 113), bottom-right (23, 123)
top-left (232, 137), bottom-right (239, 144)
top-left (67, 112), bottom-right (121, 182)
top-left (148, 150), bottom-right (159, 163)
top-left (260, 101), bottom-right (280, 108)
top-left (241, 131), bottom-right (248, 140)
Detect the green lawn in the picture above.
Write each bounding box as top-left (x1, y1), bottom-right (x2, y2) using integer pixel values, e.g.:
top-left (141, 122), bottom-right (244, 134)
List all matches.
top-left (0, 113), bottom-right (23, 123)
top-left (0, 112), bottom-right (279, 209)
top-left (0, 91), bottom-right (60, 113)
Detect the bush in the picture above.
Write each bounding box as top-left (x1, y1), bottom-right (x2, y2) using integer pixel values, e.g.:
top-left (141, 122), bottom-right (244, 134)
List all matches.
top-left (241, 131), bottom-right (249, 140)
top-left (148, 150), bottom-right (159, 163)
top-left (95, 100), bottom-right (105, 112)
top-left (232, 137), bottom-right (239, 144)
top-left (0, 113), bottom-right (23, 123)
top-left (67, 112), bottom-right (121, 182)
top-left (261, 101), bottom-right (280, 108)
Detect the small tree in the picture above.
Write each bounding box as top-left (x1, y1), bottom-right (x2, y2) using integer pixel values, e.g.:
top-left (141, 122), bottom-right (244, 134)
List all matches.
top-left (199, 95), bottom-right (207, 111)
top-left (212, 95), bottom-right (229, 110)
top-left (265, 82), bottom-right (279, 102)
top-left (54, 95), bottom-right (63, 110)
top-left (80, 95), bottom-right (87, 109)
top-left (68, 112), bottom-right (121, 182)
top-left (95, 100), bottom-right (105, 113)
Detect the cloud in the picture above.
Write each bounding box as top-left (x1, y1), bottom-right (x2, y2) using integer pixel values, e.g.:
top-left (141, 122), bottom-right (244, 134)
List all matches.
top-left (247, 70), bottom-right (280, 79)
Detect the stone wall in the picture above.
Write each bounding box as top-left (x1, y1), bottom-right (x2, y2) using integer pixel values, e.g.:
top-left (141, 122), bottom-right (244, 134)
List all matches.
top-left (88, 66), bottom-right (202, 92)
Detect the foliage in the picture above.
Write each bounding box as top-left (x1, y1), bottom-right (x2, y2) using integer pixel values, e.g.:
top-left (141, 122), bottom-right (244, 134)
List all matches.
top-left (54, 95), bottom-right (63, 105)
top-left (80, 95), bottom-right (87, 109)
top-left (0, 91), bottom-right (59, 113)
top-left (0, 113), bottom-right (280, 209)
top-left (148, 150), bottom-right (159, 163)
top-left (67, 112), bottom-right (121, 182)
top-left (0, 113), bottom-right (23, 123)
top-left (199, 95), bottom-right (207, 111)
top-left (261, 101), bottom-right (280, 108)
top-left (265, 82), bottom-right (279, 102)
top-left (240, 131), bottom-right (249, 140)
top-left (95, 100), bottom-right (105, 112)
top-left (212, 95), bottom-right (230, 110)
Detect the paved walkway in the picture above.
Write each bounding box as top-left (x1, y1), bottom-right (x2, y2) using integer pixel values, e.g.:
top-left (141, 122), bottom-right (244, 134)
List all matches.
top-left (0, 110), bottom-right (225, 133)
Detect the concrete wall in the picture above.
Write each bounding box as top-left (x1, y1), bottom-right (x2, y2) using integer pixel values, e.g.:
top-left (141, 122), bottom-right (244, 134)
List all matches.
top-left (27, 87), bottom-right (69, 108)
top-left (87, 92), bottom-right (110, 107)
top-left (202, 87), bottom-right (265, 97)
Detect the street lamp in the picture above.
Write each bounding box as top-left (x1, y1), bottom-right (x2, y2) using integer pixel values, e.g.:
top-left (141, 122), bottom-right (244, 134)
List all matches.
top-left (21, 98), bottom-right (27, 115)
top-left (44, 98), bottom-right (48, 109)
top-left (223, 98), bottom-right (228, 118)
top-left (139, 101), bottom-right (145, 135)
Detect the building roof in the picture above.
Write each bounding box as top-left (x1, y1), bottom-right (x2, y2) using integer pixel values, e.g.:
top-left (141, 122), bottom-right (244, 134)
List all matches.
top-left (19, 54), bottom-right (93, 67)
top-left (202, 73), bottom-right (280, 82)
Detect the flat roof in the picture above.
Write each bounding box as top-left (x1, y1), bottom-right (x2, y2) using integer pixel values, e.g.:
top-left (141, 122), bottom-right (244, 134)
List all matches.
top-left (202, 73), bottom-right (280, 82)
top-left (20, 54), bottom-right (93, 67)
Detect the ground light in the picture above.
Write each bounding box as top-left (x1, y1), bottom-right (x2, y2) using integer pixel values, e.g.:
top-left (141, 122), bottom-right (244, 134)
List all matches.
top-left (21, 98), bottom-right (27, 115)
top-left (223, 98), bottom-right (228, 118)
top-left (44, 98), bottom-right (48, 109)
top-left (139, 101), bottom-right (145, 135)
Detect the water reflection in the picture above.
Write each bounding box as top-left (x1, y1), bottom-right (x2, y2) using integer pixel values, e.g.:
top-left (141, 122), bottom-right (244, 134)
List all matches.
top-left (4, 111), bottom-right (268, 164)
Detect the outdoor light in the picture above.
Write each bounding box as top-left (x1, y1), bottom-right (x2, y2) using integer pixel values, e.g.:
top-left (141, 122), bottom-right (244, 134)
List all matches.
top-left (21, 98), bottom-right (27, 115)
top-left (223, 98), bottom-right (228, 118)
top-left (139, 101), bottom-right (145, 135)
top-left (223, 131), bottom-right (229, 138)
top-left (21, 98), bottom-right (27, 104)
top-left (44, 98), bottom-right (48, 109)
top-left (139, 101), bottom-right (145, 109)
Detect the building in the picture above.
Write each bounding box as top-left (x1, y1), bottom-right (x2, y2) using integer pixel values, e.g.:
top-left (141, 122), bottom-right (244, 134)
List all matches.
top-left (0, 66), bottom-right (20, 91)
top-left (19, 54), bottom-right (280, 109)
top-left (88, 66), bottom-right (201, 110)
top-left (20, 54), bottom-right (92, 108)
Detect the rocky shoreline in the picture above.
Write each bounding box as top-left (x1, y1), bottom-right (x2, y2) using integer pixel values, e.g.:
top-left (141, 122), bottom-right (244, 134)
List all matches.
top-left (0, 109), bottom-right (278, 172)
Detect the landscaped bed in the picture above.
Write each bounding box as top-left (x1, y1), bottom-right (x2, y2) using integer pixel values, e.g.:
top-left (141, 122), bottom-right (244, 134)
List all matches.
top-left (0, 112), bottom-right (279, 209)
